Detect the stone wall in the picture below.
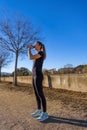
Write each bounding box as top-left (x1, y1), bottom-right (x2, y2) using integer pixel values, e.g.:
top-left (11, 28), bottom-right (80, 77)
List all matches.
top-left (1, 74), bottom-right (87, 92)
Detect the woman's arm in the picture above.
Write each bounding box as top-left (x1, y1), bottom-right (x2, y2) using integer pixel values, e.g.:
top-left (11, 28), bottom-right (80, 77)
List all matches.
top-left (28, 47), bottom-right (41, 60)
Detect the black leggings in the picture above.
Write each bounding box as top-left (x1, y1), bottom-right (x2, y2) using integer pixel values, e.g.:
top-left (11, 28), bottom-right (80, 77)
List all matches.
top-left (32, 75), bottom-right (46, 112)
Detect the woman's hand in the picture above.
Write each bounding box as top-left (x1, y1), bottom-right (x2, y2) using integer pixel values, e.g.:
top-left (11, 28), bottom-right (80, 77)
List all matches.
top-left (28, 44), bottom-right (33, 49)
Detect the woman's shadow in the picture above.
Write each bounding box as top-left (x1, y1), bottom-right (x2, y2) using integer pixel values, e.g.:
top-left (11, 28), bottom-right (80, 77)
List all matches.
top-left (42, 115), bottom-right (87, 128)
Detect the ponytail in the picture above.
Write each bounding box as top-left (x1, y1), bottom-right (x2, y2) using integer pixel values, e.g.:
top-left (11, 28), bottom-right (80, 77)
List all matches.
top-left (37, 41), bottom-right (46, 60)
top-left (41, 44), bottom-right (46, 60)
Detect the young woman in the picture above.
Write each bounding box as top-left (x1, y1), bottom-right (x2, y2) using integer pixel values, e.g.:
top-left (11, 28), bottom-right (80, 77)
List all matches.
top-left (28, 41), bottom-right (48, 121)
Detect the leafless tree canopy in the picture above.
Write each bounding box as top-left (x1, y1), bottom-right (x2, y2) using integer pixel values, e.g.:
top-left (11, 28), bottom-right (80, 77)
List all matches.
top-left (0, 14), bottom-right (40, 55)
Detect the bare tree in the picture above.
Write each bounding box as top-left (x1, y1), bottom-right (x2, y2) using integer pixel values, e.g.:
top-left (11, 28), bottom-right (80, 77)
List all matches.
top-left (0, 49), bottom-right (11, 82)
top-left (0, 13), bottom-right (41, 85)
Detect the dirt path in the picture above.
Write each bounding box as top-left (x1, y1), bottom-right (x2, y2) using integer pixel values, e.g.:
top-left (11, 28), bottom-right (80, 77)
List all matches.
top-left (0, 82), bottom-right (87, 130)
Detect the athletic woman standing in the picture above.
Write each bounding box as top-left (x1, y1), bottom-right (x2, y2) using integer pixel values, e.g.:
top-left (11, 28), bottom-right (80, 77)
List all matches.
top-left (28, 41), bottom-right (48, 121)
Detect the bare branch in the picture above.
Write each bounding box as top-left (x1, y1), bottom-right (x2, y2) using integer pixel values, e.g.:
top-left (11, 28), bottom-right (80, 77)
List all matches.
top-left (0, 48), bottom-right (11, 68)
top-left (0, 37), bottom-right (15, 53)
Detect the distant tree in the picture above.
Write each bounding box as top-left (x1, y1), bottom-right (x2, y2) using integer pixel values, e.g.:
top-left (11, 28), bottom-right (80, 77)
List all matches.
top-left (82, 64), bottom-right (87, 73)
top-left (12, 67), bottom-right (31, 76)
top-left (0, 49), bottom-right (11, 81)
top-left (74, 64), bottom-right (86, 74)
top-left (19, 67), bottom-right (31, 76)
top-left (0, 13), bottom-right (41, 85)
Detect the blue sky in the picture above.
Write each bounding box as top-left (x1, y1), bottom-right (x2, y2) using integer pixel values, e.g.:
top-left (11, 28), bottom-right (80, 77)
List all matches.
top-left (1, 0), bottom-right (87, 72)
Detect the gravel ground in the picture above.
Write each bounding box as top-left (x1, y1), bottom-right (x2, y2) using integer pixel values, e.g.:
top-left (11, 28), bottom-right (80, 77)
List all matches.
top-left (0, 82), bottom-right (87, 130)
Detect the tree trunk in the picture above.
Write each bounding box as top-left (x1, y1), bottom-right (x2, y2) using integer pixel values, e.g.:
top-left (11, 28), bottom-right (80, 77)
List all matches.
top-left (0, 66), bottom-right (1, 82)
top-left (14, 50), bottom-right (18, 86)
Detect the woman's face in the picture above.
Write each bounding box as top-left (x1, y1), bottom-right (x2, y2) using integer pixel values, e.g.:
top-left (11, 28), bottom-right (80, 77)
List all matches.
top-left (35, 42), bottom-right (41, 51)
